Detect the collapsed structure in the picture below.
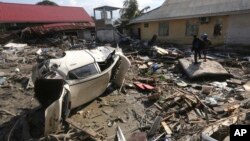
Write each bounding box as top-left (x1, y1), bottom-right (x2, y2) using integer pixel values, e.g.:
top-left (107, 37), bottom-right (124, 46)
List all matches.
top-left (0, 2), bottom-right (95, 42)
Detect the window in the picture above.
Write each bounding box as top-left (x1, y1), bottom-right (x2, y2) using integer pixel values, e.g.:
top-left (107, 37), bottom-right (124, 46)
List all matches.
top-left (68, 63), bottom-right (98, 79)
top-left (199, 17), bottom-right (210, 24)
top-left (144, 23), bottom-right (149, 28)
top-left (158, 22), bottom-right (169, 36)
top-left (214, 19), bottom-right (223, 36)
top-left (186, 21), bottom-right (199, 36)
top-left (213, 24), bottom-right (222, 36)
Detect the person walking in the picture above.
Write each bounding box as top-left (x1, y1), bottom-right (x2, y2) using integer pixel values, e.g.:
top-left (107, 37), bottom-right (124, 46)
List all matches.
top-left (192, 35), bottom-right (202, 64)
top-left (201, 33), bottom-right (212, 62)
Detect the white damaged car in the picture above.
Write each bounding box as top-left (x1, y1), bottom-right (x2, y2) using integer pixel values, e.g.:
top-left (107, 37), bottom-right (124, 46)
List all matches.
top-left (32, 46), bottom-right (131, 135)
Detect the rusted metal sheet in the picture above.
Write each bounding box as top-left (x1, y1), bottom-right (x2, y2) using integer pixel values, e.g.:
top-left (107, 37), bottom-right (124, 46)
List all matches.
top-left (0, 3), bottom-right (93, 23)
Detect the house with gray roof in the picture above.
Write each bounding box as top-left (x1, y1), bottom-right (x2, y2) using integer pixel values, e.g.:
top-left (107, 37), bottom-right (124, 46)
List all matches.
top-left (131, 0), bottom-right (250, 45)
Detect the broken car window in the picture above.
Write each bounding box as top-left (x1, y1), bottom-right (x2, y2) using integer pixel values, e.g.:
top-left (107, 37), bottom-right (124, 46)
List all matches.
top-left (68, 63), bottom-right (98, 79)
top-left (98, 53), bottom-right (114, 71)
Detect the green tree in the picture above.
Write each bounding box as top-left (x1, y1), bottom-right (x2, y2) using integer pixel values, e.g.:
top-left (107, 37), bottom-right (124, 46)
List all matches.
top-left (36, 0), bottom-right (58, 6)
top-left (120, 0), bottom-right (139, 21)
top-left (118, 0), bottom-right (150, 35)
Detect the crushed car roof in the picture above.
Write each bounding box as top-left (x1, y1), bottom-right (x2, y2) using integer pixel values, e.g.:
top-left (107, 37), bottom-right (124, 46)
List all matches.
top-left (49, 47), bottom-right (115, 76)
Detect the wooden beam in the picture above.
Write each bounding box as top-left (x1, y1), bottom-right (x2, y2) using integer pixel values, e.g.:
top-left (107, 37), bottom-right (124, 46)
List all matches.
top-left (161, 121), bottom-right (172, 135)
top-left (65, 118), bottom-right (97, 137)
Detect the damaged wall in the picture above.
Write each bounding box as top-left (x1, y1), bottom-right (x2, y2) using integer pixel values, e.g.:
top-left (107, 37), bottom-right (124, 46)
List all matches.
top-left (0, 24), bottom-right (6, 33)
top-left (131, 24), bottom-right (141, 39)
top-left (77, 30), bottom-right (92, 40)
top-left (227, 13), bottom-right (250, 45)
top-left (96, 29), bottom-right (120, 43)
top-left (132, 16), bottom-right (229, 45)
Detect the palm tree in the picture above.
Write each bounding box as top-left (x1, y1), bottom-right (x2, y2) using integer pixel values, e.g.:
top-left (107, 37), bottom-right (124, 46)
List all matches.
top-left (36, 0), bottom-right (58, 6)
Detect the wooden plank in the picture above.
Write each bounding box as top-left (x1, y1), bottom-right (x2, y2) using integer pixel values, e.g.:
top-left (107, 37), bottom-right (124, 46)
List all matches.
top-left (183, 95), bottom-right (197, 104)
top-left (0, 109), bottom-right (16, 116)
top-left (161, 114), bottom-right (172, 122)
top-left (65, 118), bottom-right (97, 137)
top-left (163, 92), bottom-right (182, 101)
top-left (152, 133), bottom-right (165, 141)
top-left (175, 88), bottom-right (217, 115)
top-left (184, 98), bottom-right (193, 108)
top-left (154, 103), bottom-right (163, 110)
top-left (161, 121), bottom-right (172, 135)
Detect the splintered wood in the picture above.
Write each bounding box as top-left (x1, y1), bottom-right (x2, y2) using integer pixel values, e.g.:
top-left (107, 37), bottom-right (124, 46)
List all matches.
top-left (161, 122), bottom-right (172, 135)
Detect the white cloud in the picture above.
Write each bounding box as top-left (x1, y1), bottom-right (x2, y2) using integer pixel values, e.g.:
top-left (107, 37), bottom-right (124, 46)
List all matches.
top-left (68, 0), bottom-right (77, 6)
top-left (55, 0), bottom-right (65, 5)
top-left (58, 0), bottom-right (165, 18)
top-left (1, 0), bottom-right (165, 18)
top-left (137, 0), bottom-right (164, 9)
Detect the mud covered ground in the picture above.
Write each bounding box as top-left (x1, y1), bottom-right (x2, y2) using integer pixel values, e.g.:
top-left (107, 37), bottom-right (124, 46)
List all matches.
top-left (0, 44), bottom-right (250, 141)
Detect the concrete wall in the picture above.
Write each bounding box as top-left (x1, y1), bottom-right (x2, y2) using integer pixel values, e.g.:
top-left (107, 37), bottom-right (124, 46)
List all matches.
top-left (0, 24), bottom-right (6, 33)
top-left (96, 29), bottom-right (120, 43)
top-left (83, 30), bottom-right (92, 40)
top-left (227, 13), bottom-right (250, 45)
top-left (133, 15), bottom-right (229, 45)
top-left (77, 30), bottom-right (92, 40)
top-left (140, 22), bottom-right (158, 41)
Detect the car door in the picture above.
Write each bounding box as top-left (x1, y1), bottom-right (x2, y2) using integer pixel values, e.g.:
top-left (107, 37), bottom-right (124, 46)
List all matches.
top-left (34, 79), bottom-right (71, 135)
top-left (66, 63), bottom-right (109, 108)
top-left (44, 85), bottom-right (70, 135)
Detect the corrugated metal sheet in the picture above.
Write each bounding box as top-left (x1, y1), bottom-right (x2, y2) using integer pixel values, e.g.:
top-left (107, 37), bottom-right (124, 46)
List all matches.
top-left (0, 2), bottom-right (93, 23)
top-left (131, 0), bottom-right (250, 23)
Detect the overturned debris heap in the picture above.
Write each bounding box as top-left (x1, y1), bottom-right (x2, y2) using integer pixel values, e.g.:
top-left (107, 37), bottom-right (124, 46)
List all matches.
top-left (179, 57), bottom-right (231, 79)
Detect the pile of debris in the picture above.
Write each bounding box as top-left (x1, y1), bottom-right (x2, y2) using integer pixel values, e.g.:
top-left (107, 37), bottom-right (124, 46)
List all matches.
top-left (116, 51), bottom-right (250, 141)
top-left (58, 49), bottom-right (250, 141)
top-left (0, 39), bottom-right (250, 141)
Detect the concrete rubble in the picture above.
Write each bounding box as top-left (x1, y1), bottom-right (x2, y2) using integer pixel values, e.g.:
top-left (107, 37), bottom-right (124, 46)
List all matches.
top-left (0, 36), bottom-right (249, 141)
top-left (179, 58), bottom-right (231, 79)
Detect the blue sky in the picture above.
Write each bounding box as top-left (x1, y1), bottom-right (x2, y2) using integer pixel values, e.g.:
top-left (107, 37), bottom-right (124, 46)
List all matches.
top-left (1, 0), bottom-right (165, 18)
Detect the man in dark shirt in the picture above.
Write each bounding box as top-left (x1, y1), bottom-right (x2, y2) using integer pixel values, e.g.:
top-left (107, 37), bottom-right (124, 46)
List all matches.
top-left (201, 33), bottom-right (212, 62)
top-left (192, 35), bottom-right (202, 64)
